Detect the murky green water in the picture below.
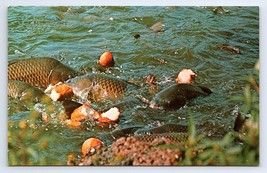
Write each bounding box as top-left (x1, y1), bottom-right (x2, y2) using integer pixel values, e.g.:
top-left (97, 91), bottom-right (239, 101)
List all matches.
top-left (8, 6), bottom-right (259, 164)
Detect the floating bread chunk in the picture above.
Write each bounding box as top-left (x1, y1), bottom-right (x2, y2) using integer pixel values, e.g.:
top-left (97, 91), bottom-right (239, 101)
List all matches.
top-left (98, 51), bottom-right (114, 67)
top-left (67, 103), bottom-right (101, 127)
top-left (82, 138), bottom-right (102, 156)
top-left (70, 103), bottom-right (91, 122)
top-left (66, 104), bottom-right (120, 127)
top-left (176, 69), bottom-right (196, 84)
top-left (50, 84), bottom-right (73, 101)
top-left (64, 103), bottom-right (91, 128)
top-left (98, 107), bottom-right (120, 123)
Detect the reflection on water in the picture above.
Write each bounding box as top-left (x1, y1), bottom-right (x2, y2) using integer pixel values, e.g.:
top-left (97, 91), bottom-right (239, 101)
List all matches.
top-left (8, 6), bottom-right (259, 163)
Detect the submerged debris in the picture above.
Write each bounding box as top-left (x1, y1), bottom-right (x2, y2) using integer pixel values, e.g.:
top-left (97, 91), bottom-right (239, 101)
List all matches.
top-left (150, 22), bottom-right (165, 32)
top-left (217, 45), bottom-right (242, 54)
top-left (57, 8), bottom-right (86, 19)
top-left (146, 74), bottom-right (157, 85)
top-left (134, 34), bottom-right (141, 39)
top-left (212, 6), bottom-right (229, 14)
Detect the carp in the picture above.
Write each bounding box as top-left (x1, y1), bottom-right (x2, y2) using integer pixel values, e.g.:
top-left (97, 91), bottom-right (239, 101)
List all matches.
top-left (65, 73), bottom-right (134, 102)
top-left (8, 57), bottom-right (81, 89)
top-left (150, 83), bottom-right (212, 109)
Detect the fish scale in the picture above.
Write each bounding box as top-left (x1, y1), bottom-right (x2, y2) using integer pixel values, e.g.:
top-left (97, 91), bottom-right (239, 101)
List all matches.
top-left (135, 133), bottom-right (189, 143)
top-left (9, 58), bottom-right (56, 88)
top-left (92, 74), bottom-right (127, 96)
top-left (70, 73), bottom-right (129, 102)
top-left (8, 57), bottom-right (80, 89)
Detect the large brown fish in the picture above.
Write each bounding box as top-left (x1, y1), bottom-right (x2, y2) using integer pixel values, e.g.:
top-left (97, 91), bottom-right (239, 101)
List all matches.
top-left (8, 57), bottom-right (81, 89)
top-left (66, 73), bottom-right (133, 102)
top-left (150, 83), bottom-right (212, 109)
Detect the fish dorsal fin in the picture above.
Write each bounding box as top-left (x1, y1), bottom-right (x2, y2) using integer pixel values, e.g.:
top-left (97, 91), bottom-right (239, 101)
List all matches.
top-left (8, 57), bottom-right (38, 66)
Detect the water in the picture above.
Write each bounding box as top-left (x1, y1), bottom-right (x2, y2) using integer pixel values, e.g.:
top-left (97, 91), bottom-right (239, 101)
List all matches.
top-left (8, 6), bottom-right (259, 164)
